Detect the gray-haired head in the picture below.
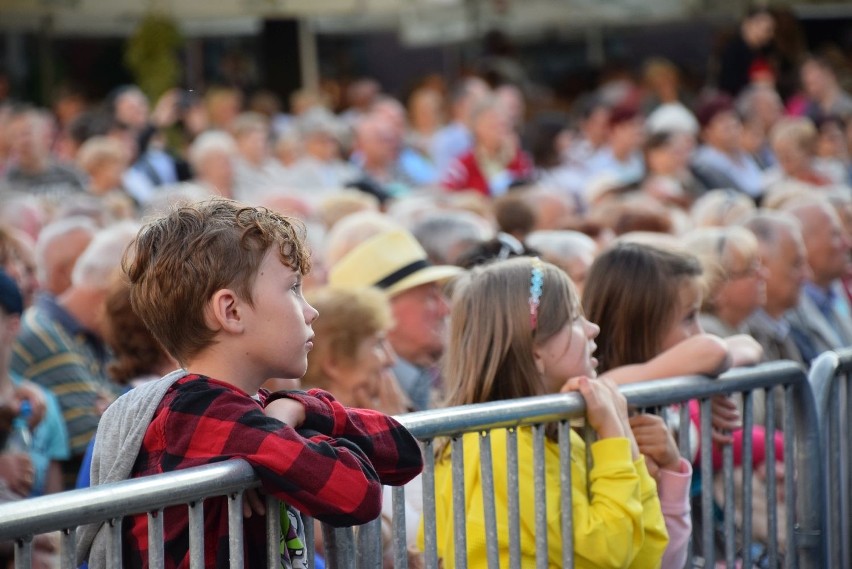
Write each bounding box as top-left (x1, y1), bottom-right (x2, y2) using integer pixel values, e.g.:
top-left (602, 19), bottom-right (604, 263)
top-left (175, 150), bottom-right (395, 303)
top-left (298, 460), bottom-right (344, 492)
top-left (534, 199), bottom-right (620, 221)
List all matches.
top-left (411, 210), bottom-right (494, 266)
top-left (35, 216), bottom-right (99, 294)
top-left (71, 221), bottom-right (141, 290)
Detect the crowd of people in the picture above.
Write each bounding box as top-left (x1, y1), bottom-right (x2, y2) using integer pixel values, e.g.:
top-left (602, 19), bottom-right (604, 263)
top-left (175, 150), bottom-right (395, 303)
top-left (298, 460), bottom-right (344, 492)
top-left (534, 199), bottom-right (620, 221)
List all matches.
top-left (0, 6), bottom-right (850, 568)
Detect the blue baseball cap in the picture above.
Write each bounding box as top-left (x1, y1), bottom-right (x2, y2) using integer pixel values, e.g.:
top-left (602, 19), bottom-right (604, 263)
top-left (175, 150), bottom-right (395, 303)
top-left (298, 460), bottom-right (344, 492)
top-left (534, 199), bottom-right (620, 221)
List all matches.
top-left (0, 270), bottom-right (23, 316)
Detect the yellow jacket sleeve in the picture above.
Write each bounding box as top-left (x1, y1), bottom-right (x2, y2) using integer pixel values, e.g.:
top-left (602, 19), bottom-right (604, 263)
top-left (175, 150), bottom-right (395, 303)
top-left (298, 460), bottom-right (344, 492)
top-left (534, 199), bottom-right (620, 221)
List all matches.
top-left (627, 457), bottom-right (668, 568)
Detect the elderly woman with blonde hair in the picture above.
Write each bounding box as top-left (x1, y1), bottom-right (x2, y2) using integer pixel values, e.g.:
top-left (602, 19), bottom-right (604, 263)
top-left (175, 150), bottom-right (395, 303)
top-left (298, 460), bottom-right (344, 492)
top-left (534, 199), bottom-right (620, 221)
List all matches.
top-left (302, 286), bottom-right (410, 414)
top-left (683, 225), bottom-right (768, 338)
top-left (690, 189), bottom-right (756, 228)
top-left (298, 286), bottom-right (419, 568)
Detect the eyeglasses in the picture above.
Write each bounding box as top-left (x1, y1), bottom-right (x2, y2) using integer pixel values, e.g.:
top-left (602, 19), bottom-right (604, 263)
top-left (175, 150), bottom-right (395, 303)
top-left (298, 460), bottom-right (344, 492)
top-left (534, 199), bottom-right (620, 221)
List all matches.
top-left (726, 260), bottom-right (763, 280)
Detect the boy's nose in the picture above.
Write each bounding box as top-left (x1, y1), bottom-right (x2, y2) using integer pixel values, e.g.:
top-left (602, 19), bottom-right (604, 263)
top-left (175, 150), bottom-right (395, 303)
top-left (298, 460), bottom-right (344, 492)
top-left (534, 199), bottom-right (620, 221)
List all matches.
top-left (305, 304), bottom-right (319, 324)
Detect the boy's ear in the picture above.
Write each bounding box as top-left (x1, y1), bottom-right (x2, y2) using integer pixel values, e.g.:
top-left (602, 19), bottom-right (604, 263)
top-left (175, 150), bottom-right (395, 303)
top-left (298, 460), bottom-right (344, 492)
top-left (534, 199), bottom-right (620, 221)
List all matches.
top-left (206, 289), bottom-right (245, 334)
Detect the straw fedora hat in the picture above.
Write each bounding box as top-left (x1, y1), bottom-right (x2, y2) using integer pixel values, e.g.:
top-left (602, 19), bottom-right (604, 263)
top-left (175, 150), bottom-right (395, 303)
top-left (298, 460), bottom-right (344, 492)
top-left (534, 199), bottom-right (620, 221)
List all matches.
top-left (328, 229), bottom-right (463, 297)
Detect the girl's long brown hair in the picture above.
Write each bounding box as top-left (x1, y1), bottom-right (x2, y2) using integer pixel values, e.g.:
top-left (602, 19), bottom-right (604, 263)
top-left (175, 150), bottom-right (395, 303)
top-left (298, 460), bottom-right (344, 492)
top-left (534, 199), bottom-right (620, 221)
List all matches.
top-left (582, 242), bottom-right (702, 373)
top-left (442, 257), bottom-right (581, 408)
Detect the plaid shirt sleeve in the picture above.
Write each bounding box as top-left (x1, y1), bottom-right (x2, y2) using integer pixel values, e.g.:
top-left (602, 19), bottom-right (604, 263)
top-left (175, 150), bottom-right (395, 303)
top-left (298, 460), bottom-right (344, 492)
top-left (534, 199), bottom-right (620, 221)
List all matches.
top-left (264, 388), bottom-right (424, 487)
top-left (147, 376), bottom-right (421, 527)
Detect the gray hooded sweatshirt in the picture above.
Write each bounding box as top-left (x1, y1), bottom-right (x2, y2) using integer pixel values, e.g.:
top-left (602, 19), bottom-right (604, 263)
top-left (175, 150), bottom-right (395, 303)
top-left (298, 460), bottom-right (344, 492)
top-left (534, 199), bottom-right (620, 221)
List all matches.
top-left (75, 369), bottom-right (188, 568)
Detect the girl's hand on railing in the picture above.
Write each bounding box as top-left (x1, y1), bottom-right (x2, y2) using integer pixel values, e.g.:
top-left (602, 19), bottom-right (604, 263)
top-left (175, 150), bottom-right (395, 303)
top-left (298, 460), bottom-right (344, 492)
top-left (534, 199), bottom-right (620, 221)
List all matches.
top-left (629, 413), bottom-right (681, 479)
top-left (724, 335), bottom-right (764, 368)
top-left (710, 395), bottom-right (741, 445)
top-left (561, 376), bottom-right (626, 442)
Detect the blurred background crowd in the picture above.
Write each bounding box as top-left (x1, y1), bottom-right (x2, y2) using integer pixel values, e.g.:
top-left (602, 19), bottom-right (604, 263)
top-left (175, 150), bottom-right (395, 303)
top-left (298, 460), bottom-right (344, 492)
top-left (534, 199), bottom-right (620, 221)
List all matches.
top-left (0, 3), bottom-right (851, 565)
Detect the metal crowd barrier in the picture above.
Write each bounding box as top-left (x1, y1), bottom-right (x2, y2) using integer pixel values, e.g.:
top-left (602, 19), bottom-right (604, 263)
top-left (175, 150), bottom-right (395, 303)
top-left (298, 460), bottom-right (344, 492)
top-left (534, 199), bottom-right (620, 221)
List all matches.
top-left (0, 361), bottom-right (825, 569)
top-left (0, 460), bottom-right (317, 569)
top-left (392, 361), bottom-right (823, 569)
top-left (808, 347), bottom-right (852, 569)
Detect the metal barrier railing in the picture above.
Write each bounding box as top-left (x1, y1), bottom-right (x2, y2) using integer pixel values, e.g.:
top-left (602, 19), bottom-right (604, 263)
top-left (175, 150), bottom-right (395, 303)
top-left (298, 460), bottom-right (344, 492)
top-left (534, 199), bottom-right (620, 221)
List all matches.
top-left (391, 361), bottom-right (823, 569)
top-left (0, 361), bottom-right (825, 569)
top-left (808, 347), bottom-right (852, 569)
top-left (0, 460), bottom-right (318, 569)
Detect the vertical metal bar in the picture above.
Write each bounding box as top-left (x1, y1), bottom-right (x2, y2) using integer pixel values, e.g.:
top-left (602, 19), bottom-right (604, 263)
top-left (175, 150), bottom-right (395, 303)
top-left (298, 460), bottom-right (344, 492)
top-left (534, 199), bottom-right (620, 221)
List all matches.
top-left (558, 421), bottom-right (574, 569)
top-left (845, 371), bottom-right (852, 569)
top-left (355, 517), bottom-right (382, 569)
top-left (700, 398), bottom-right (715, 569)
top-left (723, 429), bottom-right (735, 568)
top-left (506, 427), bottom-right (521, 569)
top-left (392, 485), bottom-right (408, 569)
top-left (766, 387), bottom-right (779, 568)
top-left (741, 391), bottom-right (754, 569)
top-left (188, 500), bottom-right (205, 569)
top-left (148, 509), bottom-right (165, 568)
top-left (582, 423), bottom-right (594, 500)
top-left (678, 403), bottom-right (693, 565)
top-left (451, 436), bottom-right (468, 569)
top-left (784, 386), bottom-right (796, 569)
top-left (321, 524), bottom-right (336, 567)
top-left (323, 525), bottom-right (356, 569)
top-left (792, 370), bottom-right (826, 569)
top-left (107, 517), bottom-right (122, 567)
top-left (13, 537), bottom-right (32, 569)
top-left (827, 378), bottom-right (841, 569)
top-left (478, 430), bottom-right (500, 569)
top-left (60, 527), bottom-right (76, 569)
top-left (303, 515), bottom-right (315, 569)
top-left (266, 495), bottom-right (281, 569)
top-left (678, 404), bottom-right (692, 459)
top-left (533, 424), bottom-right (548, 569)
top-left (228, 491), bottom-right (244, 569)
top-left (421, 440), bottom-right (439, 569)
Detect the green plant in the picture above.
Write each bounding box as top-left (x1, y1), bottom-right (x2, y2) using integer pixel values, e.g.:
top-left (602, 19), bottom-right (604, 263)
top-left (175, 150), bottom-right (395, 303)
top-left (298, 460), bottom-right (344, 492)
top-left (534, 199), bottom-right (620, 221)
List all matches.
top-left (124, 13), bottom-right (183, 102)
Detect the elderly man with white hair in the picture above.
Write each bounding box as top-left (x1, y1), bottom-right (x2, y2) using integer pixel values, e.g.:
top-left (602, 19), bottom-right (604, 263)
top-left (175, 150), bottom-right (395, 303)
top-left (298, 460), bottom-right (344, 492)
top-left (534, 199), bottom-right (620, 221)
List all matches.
top-left (281, 107), bottom-right (359, 193)
top-left (784, 198), bottom-right (852, 363)
top-left (12, 221), bottom-right (139, 488)
top-left (187, 131), bottom-right (238, 199)
top-left (34, 217), bottom-right (97, 298)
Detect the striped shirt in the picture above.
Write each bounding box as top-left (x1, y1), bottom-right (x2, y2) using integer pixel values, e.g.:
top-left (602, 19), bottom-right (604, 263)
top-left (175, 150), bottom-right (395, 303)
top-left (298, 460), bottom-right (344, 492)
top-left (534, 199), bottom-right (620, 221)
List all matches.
top-left (11, 294), bottom-right (114, 456)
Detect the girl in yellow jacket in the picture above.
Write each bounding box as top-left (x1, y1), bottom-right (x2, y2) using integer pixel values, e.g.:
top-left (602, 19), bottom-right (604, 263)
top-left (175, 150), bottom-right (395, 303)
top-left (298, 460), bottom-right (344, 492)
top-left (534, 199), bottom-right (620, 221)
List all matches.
top-left (425, 257), bottom-right (668, 568)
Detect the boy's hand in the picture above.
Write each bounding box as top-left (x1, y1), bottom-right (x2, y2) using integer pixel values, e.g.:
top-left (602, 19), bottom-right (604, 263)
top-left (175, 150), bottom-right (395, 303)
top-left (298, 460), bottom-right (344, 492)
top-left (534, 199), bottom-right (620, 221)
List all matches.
top-left (629, 413), bottom-right (681, 474)
top-left (710, 395), bottom-right (741, 445)
top-left (561, 376), bottom-right (625, 440)
top-left (264, 398), bottom-right (306, 428)
top-left (242, 489), bottom-right (266, 518)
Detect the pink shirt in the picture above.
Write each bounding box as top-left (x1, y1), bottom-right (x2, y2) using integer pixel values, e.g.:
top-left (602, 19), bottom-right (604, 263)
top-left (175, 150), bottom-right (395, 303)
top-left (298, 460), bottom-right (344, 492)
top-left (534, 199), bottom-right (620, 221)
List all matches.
top-left (657, 458), bottom-right (693, 569)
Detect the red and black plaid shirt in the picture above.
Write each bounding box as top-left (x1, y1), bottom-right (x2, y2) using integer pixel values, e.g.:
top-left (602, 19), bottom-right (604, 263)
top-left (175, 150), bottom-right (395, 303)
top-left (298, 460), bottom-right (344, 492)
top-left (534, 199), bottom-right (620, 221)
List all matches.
top-left (123, 374), bottom-right (423, 568)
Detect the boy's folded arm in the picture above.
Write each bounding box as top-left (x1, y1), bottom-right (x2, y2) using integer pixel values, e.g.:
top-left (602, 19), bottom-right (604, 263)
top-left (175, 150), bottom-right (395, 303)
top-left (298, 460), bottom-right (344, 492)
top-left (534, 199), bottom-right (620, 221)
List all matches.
top-left (265, 388), bottom-right (424, 486)
top-left (168, 386), bottom-right (389, 526)
top-left (251, 432), bottom-right (385, 527)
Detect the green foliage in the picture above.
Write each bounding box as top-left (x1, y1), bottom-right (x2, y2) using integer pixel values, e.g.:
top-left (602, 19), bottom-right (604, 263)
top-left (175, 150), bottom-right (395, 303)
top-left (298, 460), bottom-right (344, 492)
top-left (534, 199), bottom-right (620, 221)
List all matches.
top-left (124, 14), bottom-right (183, 102)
